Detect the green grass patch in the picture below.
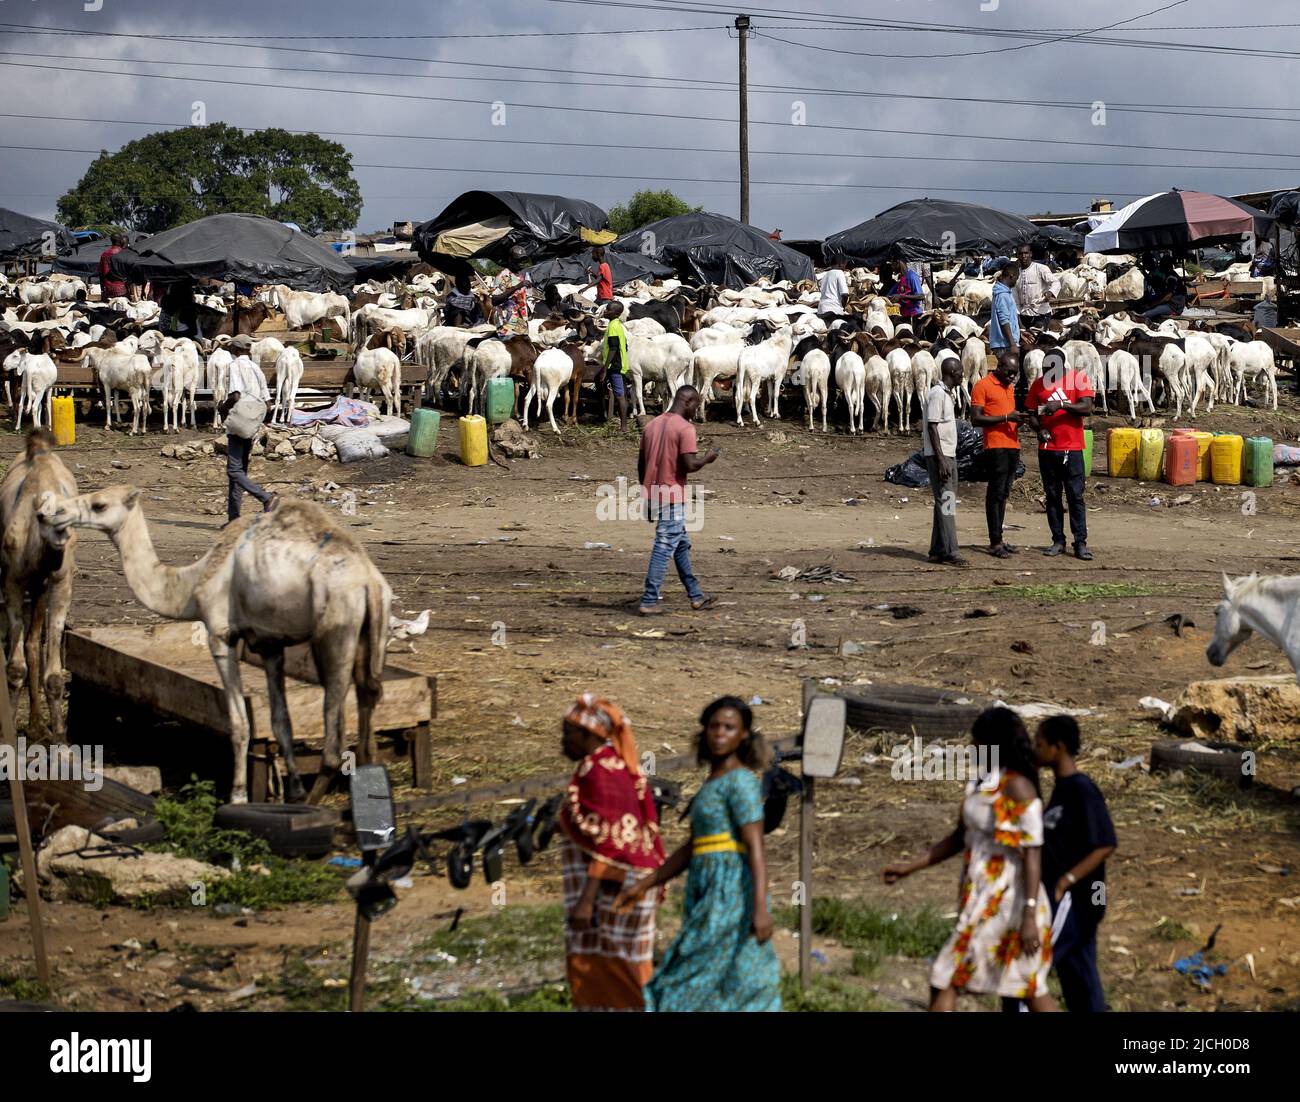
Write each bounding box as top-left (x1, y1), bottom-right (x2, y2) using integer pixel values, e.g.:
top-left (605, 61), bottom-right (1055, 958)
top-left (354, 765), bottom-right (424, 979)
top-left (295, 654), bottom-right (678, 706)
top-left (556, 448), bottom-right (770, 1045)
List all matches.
top-left (419, 903), bottom-right (566, 970)
top-left (0, 969), bottom-right (49, 1003)
top-left (947, 582), bottom-right (1164, 602)
top-left (779, 897), bottom-right (953, 958)
top-left (850, 947), bottom-right (882, 977)
top-left (1152, 919), bottom-right (1195, 942)
top-left (781, 972), bottom-right (885, 1012)
top-left (410, 983), bottom-right (572, 1012)
top-left (153, 778), bottom-right (342, 910)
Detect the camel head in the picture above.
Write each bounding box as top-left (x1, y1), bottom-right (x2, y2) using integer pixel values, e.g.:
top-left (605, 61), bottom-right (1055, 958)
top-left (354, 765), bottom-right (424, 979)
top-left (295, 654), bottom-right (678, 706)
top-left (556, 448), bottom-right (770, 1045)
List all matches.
top-left (33, 489), bottom-right (74, 550)
top-left (1207, 572), bottom-right (1258, 667)
top-left (49, 485), bottom-right (141, 540)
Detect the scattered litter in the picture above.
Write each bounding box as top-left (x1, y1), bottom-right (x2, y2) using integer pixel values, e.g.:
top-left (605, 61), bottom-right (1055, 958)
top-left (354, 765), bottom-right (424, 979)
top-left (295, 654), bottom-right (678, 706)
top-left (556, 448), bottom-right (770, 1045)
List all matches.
top-left (964, 607), bottom-right (998, 619)
top-left (842, 498), bottom-right (860, 506)
top-left (1178, 877), bottom-right (1207, 897)
top-left (807, 594), bottom-right (826, 602)
top-left (1010, 640), bottom-right (1034, 654)
top-left (1245, 953), bottom-right (1257, 981)
top-left (227, 983), bottom-right (258, 1001)
top-left (584, 541), bottom-right (612, 550)
top-left (1148, 496), bottom-right (1163, 507)
top-left (840, 641), bottom-right (865, 656)
top-left (1138, 696), bottom-right (1175, 722)
top-left (810, 949), bottom-right (828, 963)
top-left (1174, 740), bottom-right (1221, 755)
top-left (390, 609), bottom-right (431, 639)
top-left (1001, 701), bottom-right (1092, 721)
top-left (1172, 493), bottom-right (1193, 506)
top-left (891, 605), bottom-right (923, 620)
top-left (1110, 754), bottom-right (1145, 771)
top-left (510, 715), bottom-right (529, 728)
top-left (749, 695), bottom-right (765, 706)
top-left (1174, 925), bottom-right (1226, 989)
top-left (392, 876), bottom-right (414, 890)
top-left (327, 856), bottom-right (363, 869)
top-left (1256, 863), bottom-right (1290, 876)
top-left (451, 776), bottom-right (467, 786)
top-left (499, 521), bottom-right (528, 532)
top-left (774, 564), bottom-right (854, 584)
top-left (719, 535), bottom-right (735, 541)
top-left (860, 753), bottom-right (879, 765)
top-left (835, 777), bottom-right (862, 787)
top-left (633, 629), bottom-right (666, 639)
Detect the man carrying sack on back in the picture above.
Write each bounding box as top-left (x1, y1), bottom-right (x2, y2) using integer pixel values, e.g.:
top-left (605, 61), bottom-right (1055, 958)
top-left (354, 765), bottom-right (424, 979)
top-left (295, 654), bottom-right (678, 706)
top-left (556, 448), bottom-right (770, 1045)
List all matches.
top-left (218, 359), bottom-right (278, 525)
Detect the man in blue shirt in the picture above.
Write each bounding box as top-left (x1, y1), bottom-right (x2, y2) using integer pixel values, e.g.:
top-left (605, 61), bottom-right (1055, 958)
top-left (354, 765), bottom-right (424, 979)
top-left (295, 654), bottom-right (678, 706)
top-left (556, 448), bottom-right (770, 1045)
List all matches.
top-left (988, 261), bottom-right (1022, 354)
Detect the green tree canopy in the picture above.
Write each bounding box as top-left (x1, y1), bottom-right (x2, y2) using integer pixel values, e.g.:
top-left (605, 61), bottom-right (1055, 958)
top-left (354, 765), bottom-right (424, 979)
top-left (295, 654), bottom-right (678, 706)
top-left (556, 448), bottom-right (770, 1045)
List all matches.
top-left (57, 124), bottom-right (362, 235)
top-left (606, 189), bottom-right (701, 236)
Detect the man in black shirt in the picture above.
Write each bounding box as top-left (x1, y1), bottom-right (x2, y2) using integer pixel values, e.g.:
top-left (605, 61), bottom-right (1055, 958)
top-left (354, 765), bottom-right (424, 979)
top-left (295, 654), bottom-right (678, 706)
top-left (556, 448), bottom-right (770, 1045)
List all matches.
top-left (1035, 715), bottom-right (1118, 1012)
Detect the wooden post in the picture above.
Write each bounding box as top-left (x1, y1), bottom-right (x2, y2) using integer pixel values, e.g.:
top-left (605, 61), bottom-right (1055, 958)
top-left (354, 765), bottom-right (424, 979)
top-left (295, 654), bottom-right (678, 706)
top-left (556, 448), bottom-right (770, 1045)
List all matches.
top-left (347, 849), bottom-right (376, 1011)
top-left (0, 671), bottom-right (51, 990)
top-left (735, 15), bottom-right (751, 225)
top-left (798, 679), bottom-right (816, 994)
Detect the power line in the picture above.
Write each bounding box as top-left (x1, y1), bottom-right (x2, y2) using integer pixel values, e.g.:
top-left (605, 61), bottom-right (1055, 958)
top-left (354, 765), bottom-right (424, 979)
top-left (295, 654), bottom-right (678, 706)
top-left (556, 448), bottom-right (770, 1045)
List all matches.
top-left (3, 56), bottom-right (1297, 164)
top-left (9, 112), bottom-right (1300, 175)
top-left (5, 24), bottom-right (1300, 126)
top-left (0, 22), bottom-right (725, 42)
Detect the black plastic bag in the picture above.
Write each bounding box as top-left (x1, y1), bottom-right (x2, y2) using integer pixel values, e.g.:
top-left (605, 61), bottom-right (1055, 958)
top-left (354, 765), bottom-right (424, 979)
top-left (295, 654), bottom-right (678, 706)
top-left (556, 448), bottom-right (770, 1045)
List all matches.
top-left (884, 419), bottom-right (1026, 487)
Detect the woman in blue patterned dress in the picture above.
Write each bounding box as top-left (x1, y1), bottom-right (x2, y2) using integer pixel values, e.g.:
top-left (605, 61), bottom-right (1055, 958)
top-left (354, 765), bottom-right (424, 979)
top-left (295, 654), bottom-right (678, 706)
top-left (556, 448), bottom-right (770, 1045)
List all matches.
top-left (616, 696), bottom-right (781, 1012)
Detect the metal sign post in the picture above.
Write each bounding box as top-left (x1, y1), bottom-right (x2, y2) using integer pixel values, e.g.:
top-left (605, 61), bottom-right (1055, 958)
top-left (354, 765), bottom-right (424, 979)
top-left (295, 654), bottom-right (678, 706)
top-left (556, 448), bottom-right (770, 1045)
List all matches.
top-left (797, 681), bottom-right (847, 994)
top-left (0, 671), bottom-right (50, 990)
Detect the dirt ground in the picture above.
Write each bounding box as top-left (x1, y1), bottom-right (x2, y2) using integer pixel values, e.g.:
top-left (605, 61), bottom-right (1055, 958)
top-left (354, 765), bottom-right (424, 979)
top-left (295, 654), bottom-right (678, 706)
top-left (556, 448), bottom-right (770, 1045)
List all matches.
top-left (2, 387), bottom-right (1299, 1011)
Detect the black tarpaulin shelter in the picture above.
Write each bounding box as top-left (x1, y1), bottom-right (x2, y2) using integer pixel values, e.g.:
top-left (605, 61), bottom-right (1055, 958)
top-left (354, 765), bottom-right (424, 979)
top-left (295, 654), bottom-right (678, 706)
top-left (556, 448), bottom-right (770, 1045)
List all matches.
top-left (527, 246), bottom-right (674, 288)
top-left (825, 198), bottom-right (1041, 265)
top-left (110, 213), bottom-right (355, 291)
top-left (413, 191), bottom-right (608, 276)
top-left (1268, 191), bottom-right (1300, 226)
top-left (345, 252), bottom-right (426, 281)
top-left (1032, 223), bottom-right (1084, 250)
top-left (52, 230), bottom-right (150, 277)
top-left (610, 212), bottom-right (814, 289)
top-left (0, 208), bottom-right (76, 262)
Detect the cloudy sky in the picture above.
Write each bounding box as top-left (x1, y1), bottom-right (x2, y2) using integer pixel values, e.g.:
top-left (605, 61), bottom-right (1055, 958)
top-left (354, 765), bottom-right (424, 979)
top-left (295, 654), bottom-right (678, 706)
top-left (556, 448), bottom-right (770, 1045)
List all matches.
top-left (1, 0), bottom-right (1297, 236)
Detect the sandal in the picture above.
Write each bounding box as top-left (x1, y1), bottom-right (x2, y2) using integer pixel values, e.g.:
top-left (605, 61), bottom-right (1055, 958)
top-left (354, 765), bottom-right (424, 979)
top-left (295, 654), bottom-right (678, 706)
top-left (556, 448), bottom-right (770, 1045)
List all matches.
top-left (263, 492), bottom-right (280, 513)
top-left (989, 545), bottom-right (1012, 559)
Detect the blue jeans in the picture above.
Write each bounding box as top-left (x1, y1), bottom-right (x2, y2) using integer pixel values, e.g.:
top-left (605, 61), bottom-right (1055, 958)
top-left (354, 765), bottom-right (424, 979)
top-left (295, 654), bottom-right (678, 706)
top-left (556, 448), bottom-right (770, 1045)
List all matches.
top-left (641, 503), bottom-right (703, 607)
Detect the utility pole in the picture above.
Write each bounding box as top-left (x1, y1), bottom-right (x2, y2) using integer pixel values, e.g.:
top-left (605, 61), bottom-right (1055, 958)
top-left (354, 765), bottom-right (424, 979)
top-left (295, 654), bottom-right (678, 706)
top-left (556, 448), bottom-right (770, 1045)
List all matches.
top-left (736, 14), bottom-right (750, 224)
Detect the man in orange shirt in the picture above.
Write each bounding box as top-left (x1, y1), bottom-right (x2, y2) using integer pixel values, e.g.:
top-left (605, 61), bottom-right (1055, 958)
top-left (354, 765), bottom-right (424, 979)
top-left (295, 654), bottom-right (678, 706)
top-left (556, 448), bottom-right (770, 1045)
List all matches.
top-left (969, 351), bottom-right (1024, 559)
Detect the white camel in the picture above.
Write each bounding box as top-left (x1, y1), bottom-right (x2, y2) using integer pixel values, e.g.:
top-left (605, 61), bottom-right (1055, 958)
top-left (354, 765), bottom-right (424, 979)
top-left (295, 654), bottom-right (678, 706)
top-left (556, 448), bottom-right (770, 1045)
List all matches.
top-left (1206, 573), bottom-right (1300, 681)
top-left (49, 489), bottom-right (393, 804)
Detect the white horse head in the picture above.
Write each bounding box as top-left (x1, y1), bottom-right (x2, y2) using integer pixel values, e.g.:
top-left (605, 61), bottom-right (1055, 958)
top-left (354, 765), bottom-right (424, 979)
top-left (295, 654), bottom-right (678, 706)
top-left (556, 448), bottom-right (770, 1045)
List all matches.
top-left (1206, 572), bottom-right (1258, 668)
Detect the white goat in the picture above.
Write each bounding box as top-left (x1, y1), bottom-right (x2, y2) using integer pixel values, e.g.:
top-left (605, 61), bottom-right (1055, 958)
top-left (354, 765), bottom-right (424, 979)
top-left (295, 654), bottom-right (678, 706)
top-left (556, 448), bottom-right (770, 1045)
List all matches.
top-left (735, 328), bottom-right (793, 427)
top-left (157, 338), bottom-right (202, 432)
top-left (863, 352), bottom-right (892, 433)
top-left (886, 346), bottom-right (914, 432)
top-left (272, 346), bottom-right (305, 424)
top-left (353, 346), bottom-right (402, 417)
top-left (629, 333), bottom-right (694, 416)
top-left (801, 348), bottom-right (832, 432)
top-left (14, 349), bottom-right (57, 430)
top-left (834, 351), bottom-right (867, 434)
top-left (207, 348), bottom-right (233, 429)
top-left (1105, 348), bottom-right (1155, 420)
top-left (522, 347), bottom-right (574, 434)
top-left (1229, 341), bottom-right (1278, 409)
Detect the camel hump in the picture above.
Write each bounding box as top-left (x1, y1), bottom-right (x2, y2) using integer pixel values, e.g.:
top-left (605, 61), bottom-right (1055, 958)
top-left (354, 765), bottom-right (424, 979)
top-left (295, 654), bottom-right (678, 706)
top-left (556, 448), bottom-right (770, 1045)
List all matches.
top-left (25, 426), bottom-right (56, 460)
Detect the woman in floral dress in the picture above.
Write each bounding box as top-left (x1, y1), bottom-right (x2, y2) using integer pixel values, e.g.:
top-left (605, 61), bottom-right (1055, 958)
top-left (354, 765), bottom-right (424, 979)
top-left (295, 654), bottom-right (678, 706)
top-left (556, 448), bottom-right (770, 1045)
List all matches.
top-left (884, 707), bottom-right (1057, 1012)
top-left (616, 696), bottom-right (781, 1012)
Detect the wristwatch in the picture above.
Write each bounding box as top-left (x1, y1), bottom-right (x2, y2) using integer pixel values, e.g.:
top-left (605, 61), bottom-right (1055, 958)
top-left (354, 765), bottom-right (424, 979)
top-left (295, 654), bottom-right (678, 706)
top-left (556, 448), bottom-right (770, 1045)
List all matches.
top-left (1066, 872), bottom-right (1078, 885)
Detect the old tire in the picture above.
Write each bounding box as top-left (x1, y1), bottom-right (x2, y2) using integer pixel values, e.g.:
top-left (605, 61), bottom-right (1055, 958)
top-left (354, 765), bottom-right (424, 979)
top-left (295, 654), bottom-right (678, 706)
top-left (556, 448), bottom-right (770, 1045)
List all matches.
top-left (1149, 740), bottom-right (1253, 787)
top-left (214, 803), bottom-right (336, 859)
top-left (840, 684), bottom-right (992, 737)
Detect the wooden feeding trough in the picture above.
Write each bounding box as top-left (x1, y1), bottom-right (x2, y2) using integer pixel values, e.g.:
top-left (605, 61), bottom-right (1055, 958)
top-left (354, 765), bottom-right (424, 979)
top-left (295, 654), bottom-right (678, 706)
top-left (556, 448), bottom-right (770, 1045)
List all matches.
top-left (65, 623), bottom-right (435, 803)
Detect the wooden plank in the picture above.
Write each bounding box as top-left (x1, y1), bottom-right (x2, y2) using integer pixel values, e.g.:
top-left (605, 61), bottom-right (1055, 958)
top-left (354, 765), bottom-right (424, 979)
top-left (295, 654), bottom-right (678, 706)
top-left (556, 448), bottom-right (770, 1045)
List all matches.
top-left (23, 776), bottom-right (155, 833)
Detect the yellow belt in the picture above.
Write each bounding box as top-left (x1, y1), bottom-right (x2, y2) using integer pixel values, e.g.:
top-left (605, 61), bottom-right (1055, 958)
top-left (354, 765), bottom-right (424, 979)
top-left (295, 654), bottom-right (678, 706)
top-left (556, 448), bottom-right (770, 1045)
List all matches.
top-left (693, 832), bottom-right (747, 856)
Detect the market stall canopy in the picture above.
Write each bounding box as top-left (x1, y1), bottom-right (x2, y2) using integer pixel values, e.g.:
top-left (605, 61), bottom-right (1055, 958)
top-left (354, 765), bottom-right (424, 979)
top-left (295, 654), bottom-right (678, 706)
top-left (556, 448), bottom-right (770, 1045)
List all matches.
top-left (825, 198), bottom-right (1040, 265)
top-left (413, 191), bottom-right (609, 273)
top-left (526, 246), bottom-right (674, 288)
top-left (1032, 224), bottom-right (1084, 250)
top-left (109, 213), bottom-right (356, 291)
top-left (344, 252), bottom-right (427, 282)
top-left (610, 212), bottom-right (814, 289)
top-left (1083, 190), bottom-right (1274, 254)
top-left (1267, 191), bottom-right (1300, 226)
top-left (0, 208), bottom-right (77, 262)
top-left (52, 230), bottom-right (150, 278)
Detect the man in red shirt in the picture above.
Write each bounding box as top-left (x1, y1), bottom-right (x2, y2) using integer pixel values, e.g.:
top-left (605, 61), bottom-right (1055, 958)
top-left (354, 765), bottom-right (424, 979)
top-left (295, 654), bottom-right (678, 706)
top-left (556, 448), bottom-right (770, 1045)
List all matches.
top-left (1026, 350), bottom-right (1094, 560)
top-left (586, 246), bottom-right (614, 305)
top-left (969, 351), bottom-right (1025, 559)
top-left (99, 233), bottom-right (129, 299)
top-left (636, 385), bottom-right (719, 614)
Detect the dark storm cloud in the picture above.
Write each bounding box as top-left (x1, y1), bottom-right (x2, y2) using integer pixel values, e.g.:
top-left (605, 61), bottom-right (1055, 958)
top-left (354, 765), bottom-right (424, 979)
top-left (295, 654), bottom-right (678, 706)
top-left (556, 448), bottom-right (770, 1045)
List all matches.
top-left (0, 0), bottom-right (1295, 236)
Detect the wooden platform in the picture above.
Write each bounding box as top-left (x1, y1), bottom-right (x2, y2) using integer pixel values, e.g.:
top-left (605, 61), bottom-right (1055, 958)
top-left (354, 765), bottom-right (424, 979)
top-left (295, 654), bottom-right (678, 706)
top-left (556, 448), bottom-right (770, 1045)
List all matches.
top-left (65, 623), bottom-right (435, 802)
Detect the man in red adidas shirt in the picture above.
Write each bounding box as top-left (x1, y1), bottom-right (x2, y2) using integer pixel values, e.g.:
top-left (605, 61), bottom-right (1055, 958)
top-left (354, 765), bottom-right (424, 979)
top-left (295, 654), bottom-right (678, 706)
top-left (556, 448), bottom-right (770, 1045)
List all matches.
top-left (1026, 350), bottom-right (1094, 561)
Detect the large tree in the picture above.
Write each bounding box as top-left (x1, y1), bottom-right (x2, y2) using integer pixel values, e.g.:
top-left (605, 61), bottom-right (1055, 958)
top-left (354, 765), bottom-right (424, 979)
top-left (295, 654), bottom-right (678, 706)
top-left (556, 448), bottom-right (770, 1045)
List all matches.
top-left (607, 189), bottom-right (700, 236)
top-left (57, 124), bottom-right (362, 235)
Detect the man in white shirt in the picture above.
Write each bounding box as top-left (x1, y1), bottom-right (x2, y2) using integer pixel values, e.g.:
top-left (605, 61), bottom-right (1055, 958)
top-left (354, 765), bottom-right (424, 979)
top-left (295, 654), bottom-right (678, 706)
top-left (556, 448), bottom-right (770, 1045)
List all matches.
top-left (818, 265), bottom-right (849, 318)
top-left (227, 352), bottom-right (271, 403)
top-left (1014, 244), bottom-right (1060, 328)
top-left (921, 358), bottom-right (966, 566)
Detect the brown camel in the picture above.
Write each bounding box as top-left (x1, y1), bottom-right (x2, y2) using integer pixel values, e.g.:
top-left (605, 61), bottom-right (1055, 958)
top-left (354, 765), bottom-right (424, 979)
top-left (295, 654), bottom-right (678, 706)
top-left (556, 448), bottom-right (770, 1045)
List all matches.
top-left (49, 490), bottom-right (392, 804)
top-left (0, 428), bottom-right (77, 737)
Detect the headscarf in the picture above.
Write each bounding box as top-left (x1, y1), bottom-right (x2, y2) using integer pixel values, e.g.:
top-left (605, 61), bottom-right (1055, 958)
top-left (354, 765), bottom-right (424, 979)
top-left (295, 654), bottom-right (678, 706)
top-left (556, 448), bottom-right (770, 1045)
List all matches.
top-left (560, 693), bottom-right (664, 870)
top-left (564, 692), bottom-right (640, 773)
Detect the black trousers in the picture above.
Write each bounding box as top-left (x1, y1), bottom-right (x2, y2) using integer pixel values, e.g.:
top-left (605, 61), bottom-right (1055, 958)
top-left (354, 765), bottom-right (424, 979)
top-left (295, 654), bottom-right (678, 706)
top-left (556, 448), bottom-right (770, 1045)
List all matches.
top-left (227, 435), bottom-right (269, 522)
top-left (1038, 448), bottom-right (1087, 547)
top-left (983, 447), bottom-right (1019, 546)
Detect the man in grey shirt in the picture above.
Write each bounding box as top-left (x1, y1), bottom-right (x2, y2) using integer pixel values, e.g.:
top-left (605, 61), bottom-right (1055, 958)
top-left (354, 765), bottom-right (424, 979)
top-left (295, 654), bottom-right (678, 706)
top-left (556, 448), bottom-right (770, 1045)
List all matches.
top-left (921, 358), bottom-right (966, 566)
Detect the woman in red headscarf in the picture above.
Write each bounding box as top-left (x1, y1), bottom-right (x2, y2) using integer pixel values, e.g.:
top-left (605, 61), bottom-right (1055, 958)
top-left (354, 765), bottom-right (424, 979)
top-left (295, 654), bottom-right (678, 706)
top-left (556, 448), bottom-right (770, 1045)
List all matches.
top-left (559, 693), bottom-right (665, 1011)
